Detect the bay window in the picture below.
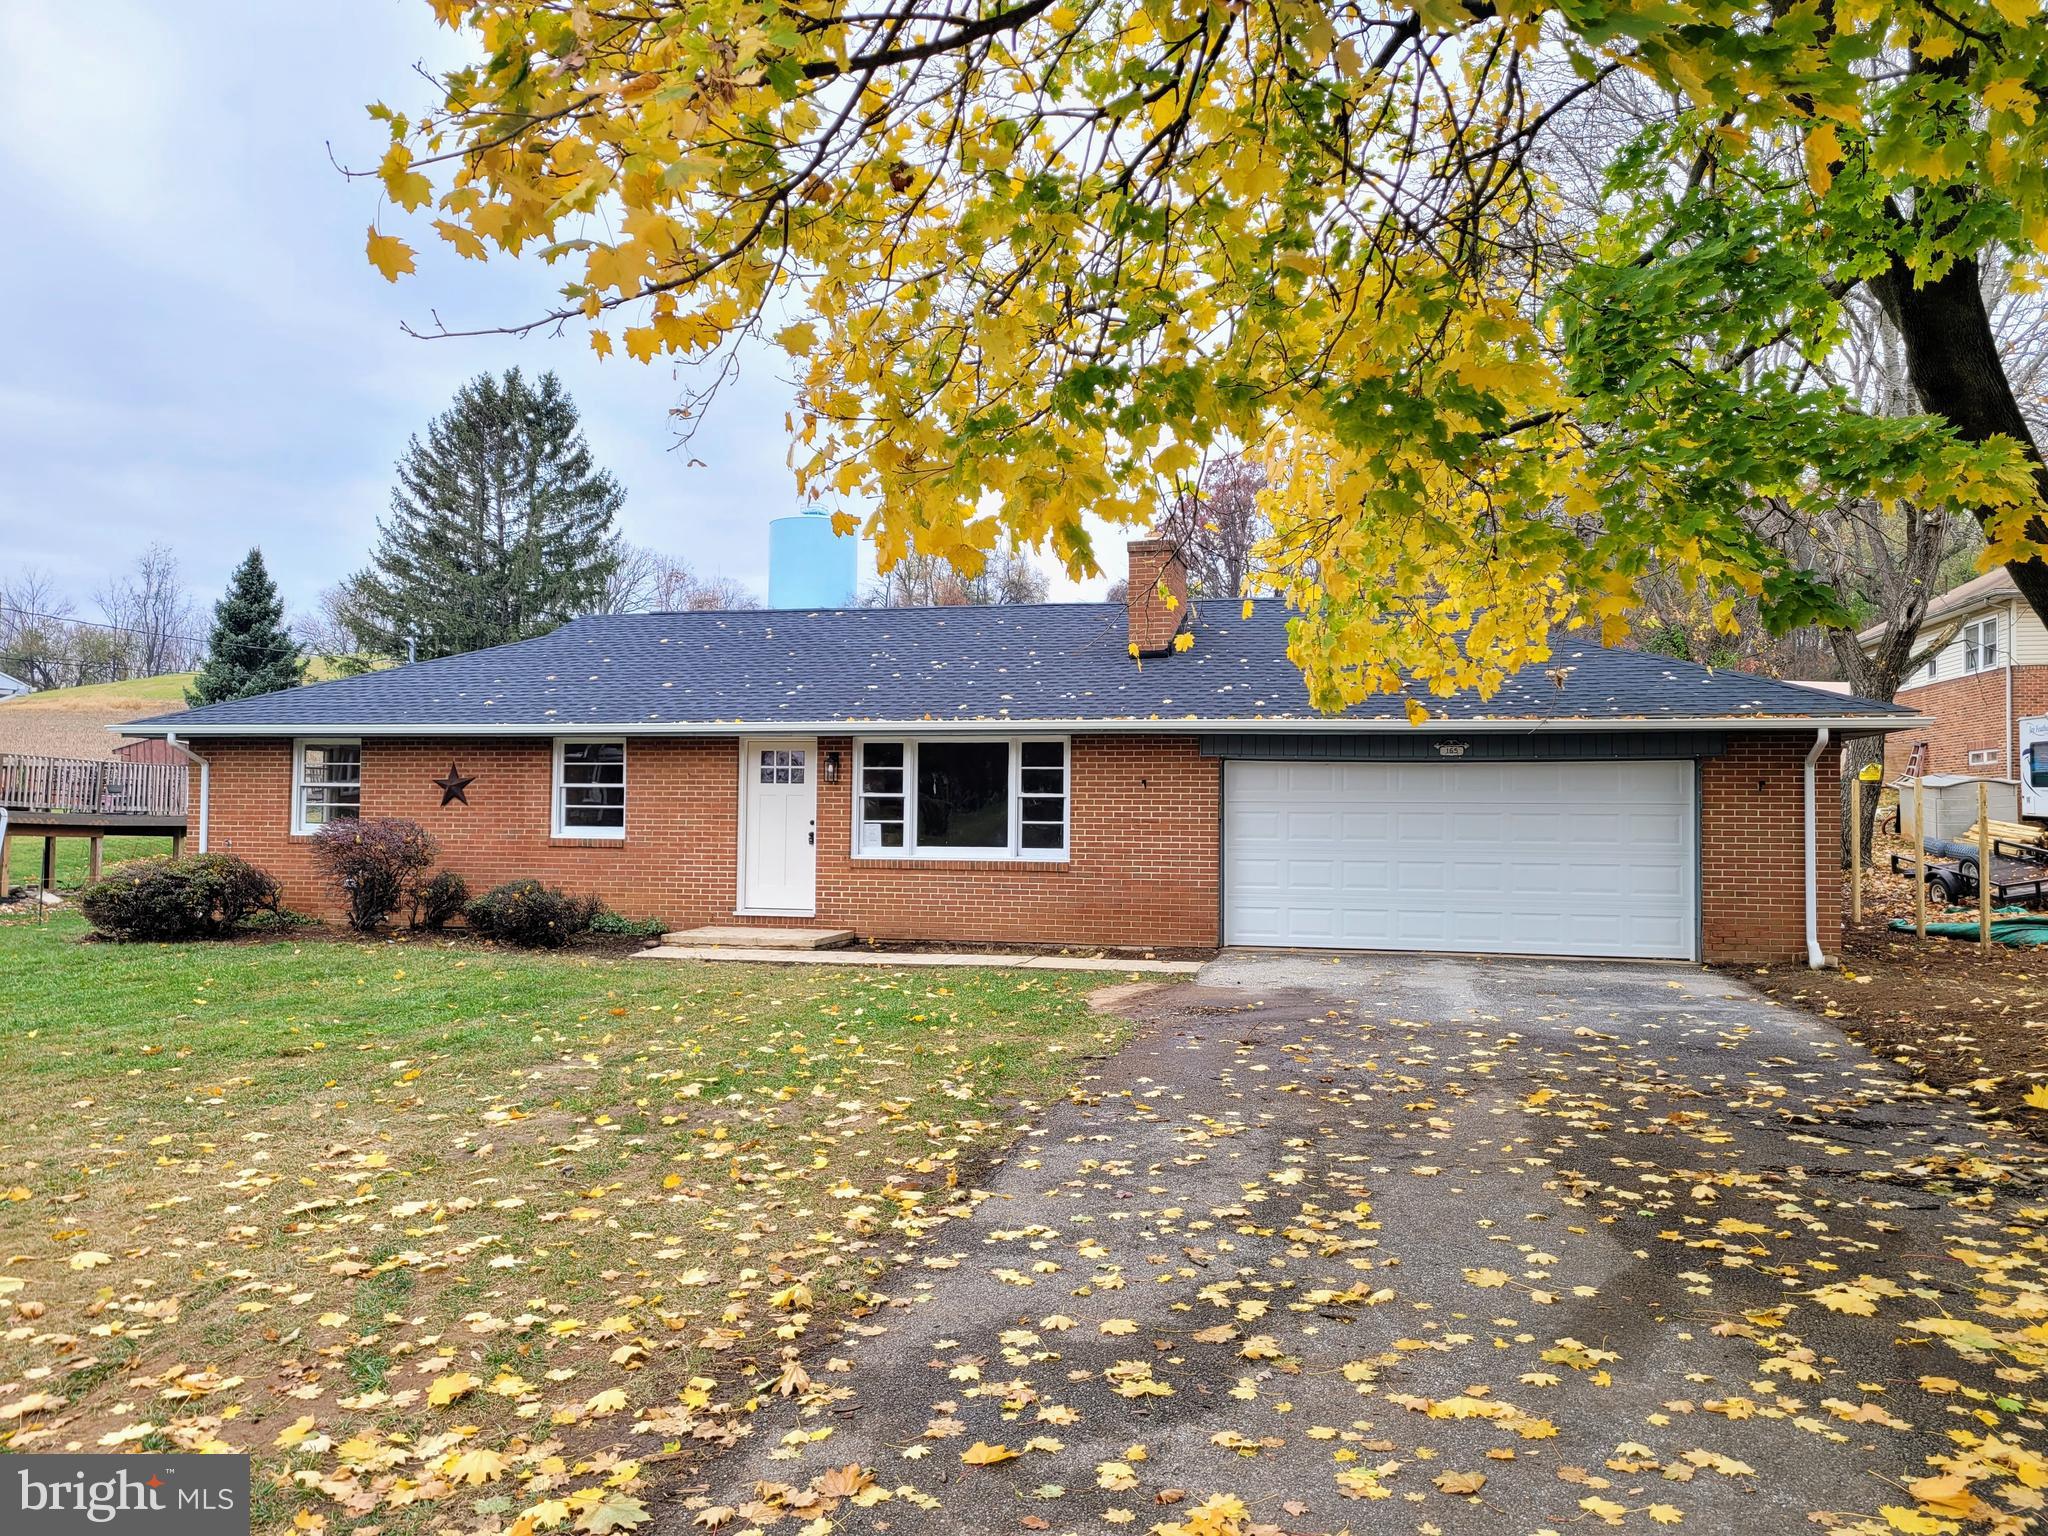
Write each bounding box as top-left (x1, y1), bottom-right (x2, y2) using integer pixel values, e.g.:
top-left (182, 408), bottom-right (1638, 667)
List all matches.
top-left (855, 738), bottom-right (1067, 859)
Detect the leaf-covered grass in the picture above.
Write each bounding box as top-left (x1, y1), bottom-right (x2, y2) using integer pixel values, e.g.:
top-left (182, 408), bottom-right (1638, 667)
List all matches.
top-left (0, 913), bottom-right (1131, 1531)
top-left (7, 833), bottom-right (177, 891)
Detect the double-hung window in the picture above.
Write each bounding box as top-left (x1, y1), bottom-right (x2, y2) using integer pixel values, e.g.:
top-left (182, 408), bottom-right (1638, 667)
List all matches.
top-left (1963, 616), bottom-right (2000, 674)
top-left (554, 739), bottom-right (626, 837)
top-left (293, 740), bottom-right (361, 833)
top-left (855, 738), bottom-right (1067, 859)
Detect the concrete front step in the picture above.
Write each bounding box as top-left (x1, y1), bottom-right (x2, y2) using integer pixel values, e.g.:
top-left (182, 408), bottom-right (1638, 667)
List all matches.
top-left (659, 924), bottom-right (854, 950)
top-left (635, 945), bottom-right (1202, 974)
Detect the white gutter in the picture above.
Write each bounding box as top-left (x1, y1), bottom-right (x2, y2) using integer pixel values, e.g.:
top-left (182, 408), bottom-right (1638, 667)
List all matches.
top-left (166, 732), bottom-right (209, 853)
top-left (114, 713), bottom-right (1935, 741)
top-left (1803, 726), bottom-right (1830, 970)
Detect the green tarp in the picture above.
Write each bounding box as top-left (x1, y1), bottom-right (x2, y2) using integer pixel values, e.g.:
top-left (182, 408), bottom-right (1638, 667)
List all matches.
top-left (1889, 913), bottom-right (2048, 946)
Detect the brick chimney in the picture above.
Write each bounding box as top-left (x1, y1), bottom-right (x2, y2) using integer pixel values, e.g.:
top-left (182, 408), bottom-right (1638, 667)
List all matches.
top-left (1125, 538), bottom-right (1189, 656)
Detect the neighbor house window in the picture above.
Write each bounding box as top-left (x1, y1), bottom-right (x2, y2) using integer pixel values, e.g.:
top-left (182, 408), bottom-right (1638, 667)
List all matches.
top-left (854, 738), bottom-right (1067, 859)
top-left (553, 739), bottom-right (626, 837)
top-left (293, 740), bottom-right (361, 833)
top-left (1963, 616), bottom-right (2000, 674)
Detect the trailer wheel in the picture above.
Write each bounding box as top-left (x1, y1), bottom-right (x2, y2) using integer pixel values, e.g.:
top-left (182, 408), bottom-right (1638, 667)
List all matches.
top-left (1960, 857), bottom-right (1980, 880)
top-left (1929, 873), bottom-right (1958, 905)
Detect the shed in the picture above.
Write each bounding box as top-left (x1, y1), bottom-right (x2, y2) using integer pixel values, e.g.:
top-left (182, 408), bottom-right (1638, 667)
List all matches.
top-left (1893, 773), bottom-right (2020, 840)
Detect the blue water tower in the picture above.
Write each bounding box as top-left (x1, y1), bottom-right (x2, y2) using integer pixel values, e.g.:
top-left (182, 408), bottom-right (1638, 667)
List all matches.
top-left (768, 510), bottom-right (859, 609)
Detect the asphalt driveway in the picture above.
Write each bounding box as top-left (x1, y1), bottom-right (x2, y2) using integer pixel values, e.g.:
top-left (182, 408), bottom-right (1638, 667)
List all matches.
top-left (664, 953), bottom-right (2048, 1534)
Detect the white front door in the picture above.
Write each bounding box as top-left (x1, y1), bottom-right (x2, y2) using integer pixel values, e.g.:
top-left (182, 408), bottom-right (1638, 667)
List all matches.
top-left (741, 739), bottom-right (818, 913)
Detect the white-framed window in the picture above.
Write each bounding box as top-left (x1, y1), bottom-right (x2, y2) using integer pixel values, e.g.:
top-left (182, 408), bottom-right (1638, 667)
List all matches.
top-left (855, 737), bottom-right (1068, 860)
top-left (1969, 747), bottom-right (2003, 768)
top-left (754, 745), bottom-right (808, 785)
top-left (553, 738), bottom-right (626, 838)
top-left (1963, 616), bottom-right (2000, 674)
top-left (292, 739), bottom-right (361, 833)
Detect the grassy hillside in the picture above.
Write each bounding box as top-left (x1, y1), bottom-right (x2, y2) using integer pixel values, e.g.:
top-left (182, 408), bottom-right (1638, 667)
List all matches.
top-left (0, 657), bottom-right (362, 718)
top-left (0, 673), bottom-right (198, 714)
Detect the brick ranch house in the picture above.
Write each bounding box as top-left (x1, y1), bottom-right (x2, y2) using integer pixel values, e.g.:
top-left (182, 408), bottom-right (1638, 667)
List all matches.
top-left (1865, 566), bottom-right (2048, 782)
top-left (125, 541), bottom-right (1916, 966)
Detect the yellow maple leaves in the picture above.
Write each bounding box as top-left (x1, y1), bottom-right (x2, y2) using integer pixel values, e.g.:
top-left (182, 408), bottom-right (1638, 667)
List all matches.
top-left (427, 1370), bottom-right (479, 1406)
top-left (366, 227), bottom-right (416, 283)
top-left (959, 1440), bottom-right (1020, 1465)
top-left (1803, 122), bottom-right (1842, 195)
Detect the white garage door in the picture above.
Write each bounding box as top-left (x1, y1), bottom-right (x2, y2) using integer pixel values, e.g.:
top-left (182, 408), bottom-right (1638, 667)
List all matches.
top-left (1223, 758), bottom-right (1697, 960)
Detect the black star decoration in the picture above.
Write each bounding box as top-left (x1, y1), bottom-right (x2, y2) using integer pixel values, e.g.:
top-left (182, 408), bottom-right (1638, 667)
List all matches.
top-left (433, 764), bottom-right (475, 806)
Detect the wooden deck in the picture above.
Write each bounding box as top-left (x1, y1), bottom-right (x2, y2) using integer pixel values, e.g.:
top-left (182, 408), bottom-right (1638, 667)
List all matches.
top-left (1, 753), bottom-right (188, 891)
top-left (2, 753), bottom-right (186, 819)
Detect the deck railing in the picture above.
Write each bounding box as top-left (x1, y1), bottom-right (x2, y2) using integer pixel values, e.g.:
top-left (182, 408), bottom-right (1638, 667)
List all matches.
top-left (0, 754), bottom-right (187, 818)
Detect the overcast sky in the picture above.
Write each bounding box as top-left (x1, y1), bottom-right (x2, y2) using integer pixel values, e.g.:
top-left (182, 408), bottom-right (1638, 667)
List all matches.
top-left (0, 1), bottom-right (1101, 627)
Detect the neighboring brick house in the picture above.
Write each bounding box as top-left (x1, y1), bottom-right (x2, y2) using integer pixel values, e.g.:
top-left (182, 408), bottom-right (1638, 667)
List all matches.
top-left (125, 541), bottom-right (1917, 966)
top-left (1868, 567), bottom-right (2048, 781)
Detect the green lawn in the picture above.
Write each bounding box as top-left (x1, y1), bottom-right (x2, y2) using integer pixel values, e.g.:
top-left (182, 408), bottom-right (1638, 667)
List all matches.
top-left (7, 833), bottom-right (176, 891)
top-left (0, 914), bottom-right (1132, 1531)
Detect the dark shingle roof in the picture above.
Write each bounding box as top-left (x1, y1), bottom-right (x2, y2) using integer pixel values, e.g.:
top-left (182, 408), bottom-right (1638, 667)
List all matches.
top-left (125, 601), bottom-right (1913, 734)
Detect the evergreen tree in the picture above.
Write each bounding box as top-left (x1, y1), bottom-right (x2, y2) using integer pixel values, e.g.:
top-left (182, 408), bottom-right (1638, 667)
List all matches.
top-left (353, 369), bottom-right (624, 660)
top-left (185, 548), bottom-right (306, 706)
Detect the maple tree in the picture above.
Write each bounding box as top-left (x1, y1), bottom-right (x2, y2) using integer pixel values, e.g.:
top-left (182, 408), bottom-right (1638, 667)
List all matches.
top-left (363, 0), bottom-right (2048, 707)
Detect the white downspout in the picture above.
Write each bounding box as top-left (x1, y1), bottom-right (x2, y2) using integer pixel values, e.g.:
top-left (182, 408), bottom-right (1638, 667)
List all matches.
top-left (1804, 726), bottom-right (1830, 969)
top-left (167, 732), bottom-right (210, 853)
top-left (2007, 599), bottom-right (2017, 780)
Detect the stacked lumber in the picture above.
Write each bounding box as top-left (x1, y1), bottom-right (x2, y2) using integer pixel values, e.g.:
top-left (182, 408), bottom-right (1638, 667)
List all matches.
top-left (1965, 817), bottom-right (2045, 847)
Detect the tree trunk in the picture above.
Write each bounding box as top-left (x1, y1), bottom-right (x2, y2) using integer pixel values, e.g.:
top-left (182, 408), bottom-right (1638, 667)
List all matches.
top-left (1871, 252), bottom-right (2048, 625)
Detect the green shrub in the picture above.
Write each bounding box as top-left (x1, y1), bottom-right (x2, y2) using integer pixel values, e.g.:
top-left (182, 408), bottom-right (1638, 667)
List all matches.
top-left (310, 818), bottom-right (437, 932)
top-left (588, 909), bottom-right (666, 939)
top-left (80, 853), bottom-right (281, 941)
top-left (244, 906), bottom-right (318, 934)
top-left (410, 869), bottom-right (470, 932)
top-left (465, 880), bottom-right (599, 948)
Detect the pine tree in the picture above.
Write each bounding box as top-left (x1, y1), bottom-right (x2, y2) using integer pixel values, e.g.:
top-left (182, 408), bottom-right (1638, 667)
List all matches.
top-left (186, 549), bottom-right (306, 706)
top-left (353, 369), bottom-right (624, 660)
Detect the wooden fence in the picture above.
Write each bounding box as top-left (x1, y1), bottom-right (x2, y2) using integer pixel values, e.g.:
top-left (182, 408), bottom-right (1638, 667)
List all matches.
top-left (0, 753), bottom-right (187, 818)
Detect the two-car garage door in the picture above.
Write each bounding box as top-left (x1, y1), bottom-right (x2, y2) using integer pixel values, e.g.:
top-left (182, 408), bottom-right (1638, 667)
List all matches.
top-left (1223, 758), bottom-right (1697, 960)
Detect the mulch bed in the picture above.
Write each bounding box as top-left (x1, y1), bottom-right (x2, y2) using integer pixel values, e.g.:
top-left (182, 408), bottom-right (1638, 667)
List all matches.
top-left (66, 919), bottom-right (664, 956)
top-left (1733, 831), bottom-right (2048, 1130)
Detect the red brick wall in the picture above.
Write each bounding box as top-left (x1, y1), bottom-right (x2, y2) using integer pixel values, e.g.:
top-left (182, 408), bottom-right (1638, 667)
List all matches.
top-left (1701, 733), bottom-right (1841, 964)
top-left (1885, 669), bottom-right (2012, 777)
top-left (186, 736), bottom-right (744, 927)
top-left (183, 733), bottom-right (1222, 948)
top-left (184, 729), bottom-right (1835, 962)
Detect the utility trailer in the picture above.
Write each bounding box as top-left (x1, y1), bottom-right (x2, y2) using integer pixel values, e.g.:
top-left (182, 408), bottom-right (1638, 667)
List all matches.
top-left (1892, 836), bottom-right (2048, 908)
